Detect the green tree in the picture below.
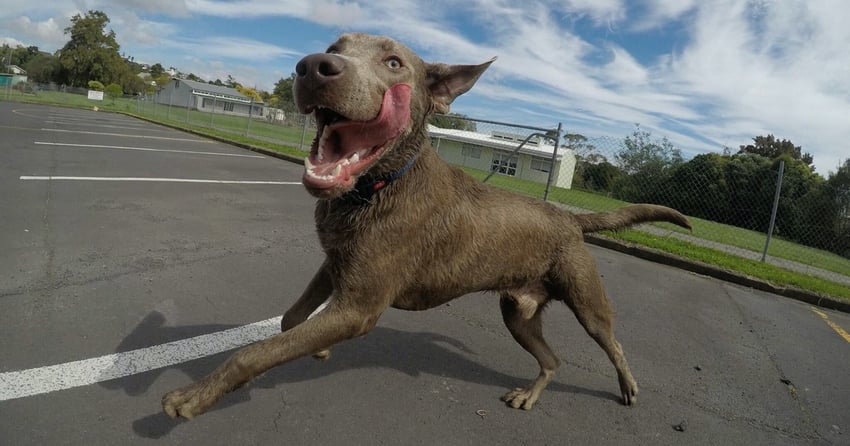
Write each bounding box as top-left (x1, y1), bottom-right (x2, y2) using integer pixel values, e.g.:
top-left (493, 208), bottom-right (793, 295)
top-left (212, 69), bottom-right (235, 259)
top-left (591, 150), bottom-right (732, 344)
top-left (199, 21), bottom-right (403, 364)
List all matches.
top-left (87, 80), bottom-right (105, 91)
top-left (23, 52), bottom-right (61, 83)
top-left (104, 83), bottom-right (122, 104)
top-left (149, 63), bottom-right (165, 78)
top-left (272, 73), bottom-right (296, 112)
top-left (428, 112), bottom-right (477, 131)
top-left (612, 125), bottom-right (683, 203)
top-left (58, 10), bottom-right (124, 87)
top-left (739, 134), bottom-right (814, 171)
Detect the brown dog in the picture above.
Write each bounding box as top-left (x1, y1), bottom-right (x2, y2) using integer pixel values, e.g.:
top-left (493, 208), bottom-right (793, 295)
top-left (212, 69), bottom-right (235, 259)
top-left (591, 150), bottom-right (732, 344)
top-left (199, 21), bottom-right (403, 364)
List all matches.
top-left (162, 33), bottom-right (691, 419)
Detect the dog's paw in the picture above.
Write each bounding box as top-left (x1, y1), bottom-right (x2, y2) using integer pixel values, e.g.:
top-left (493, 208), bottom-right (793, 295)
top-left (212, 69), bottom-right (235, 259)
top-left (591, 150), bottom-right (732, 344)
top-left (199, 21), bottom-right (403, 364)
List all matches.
top-left (620, 376), bottom-right (638, 406)
top-left (162, 381), bottom-right (219, 420)
top-left (500, 387), bottom-right (538, 410)
top-left (312, 349), bottom-right (331, 361)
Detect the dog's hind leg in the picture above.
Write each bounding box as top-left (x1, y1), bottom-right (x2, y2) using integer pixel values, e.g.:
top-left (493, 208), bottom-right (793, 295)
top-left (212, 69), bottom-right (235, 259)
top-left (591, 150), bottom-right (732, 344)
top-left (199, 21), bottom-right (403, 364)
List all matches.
top-left (557, 247), bottom-right (638, 406)
top-left (499, 291), bottom-right (560, 410)
top-left (280, 261), bottom-right (334, 360)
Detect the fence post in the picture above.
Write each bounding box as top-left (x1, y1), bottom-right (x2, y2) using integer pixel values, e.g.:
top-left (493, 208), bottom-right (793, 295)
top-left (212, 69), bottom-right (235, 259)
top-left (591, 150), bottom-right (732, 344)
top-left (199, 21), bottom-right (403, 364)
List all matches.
top-left (167, 87), bottom-right (173, 120)
top-left (761, 160), bottom-right (785, 262)
top-left (542, 122), bottom-right (563, 201)
top-left (245, 99), bottom-right (253, 136)
top-left (210, 97), bottom-right (216, 127)
top-left (186, 91), bottom-right (191, 122)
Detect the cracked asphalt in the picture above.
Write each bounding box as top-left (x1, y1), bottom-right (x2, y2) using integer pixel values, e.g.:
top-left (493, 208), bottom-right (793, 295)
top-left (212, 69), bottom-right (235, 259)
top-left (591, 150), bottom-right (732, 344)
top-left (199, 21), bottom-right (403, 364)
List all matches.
top-left (1, 102), bottom-right (848, 445)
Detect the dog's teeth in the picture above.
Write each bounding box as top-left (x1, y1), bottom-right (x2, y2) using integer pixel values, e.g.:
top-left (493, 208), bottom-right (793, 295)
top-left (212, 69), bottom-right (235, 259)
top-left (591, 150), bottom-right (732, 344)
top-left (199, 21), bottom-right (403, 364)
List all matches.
top-left (304, 157), bottom-right (314, 171)
top-left (332, 164), bottom-right (342, 177)
top-left (349, 152), bottom-right (360, 164)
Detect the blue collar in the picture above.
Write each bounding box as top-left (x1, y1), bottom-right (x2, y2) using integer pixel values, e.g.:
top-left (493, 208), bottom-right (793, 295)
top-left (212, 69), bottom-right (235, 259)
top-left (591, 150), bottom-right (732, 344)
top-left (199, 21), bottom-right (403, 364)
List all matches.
top-left (342, 154), bottom-right (418, 204)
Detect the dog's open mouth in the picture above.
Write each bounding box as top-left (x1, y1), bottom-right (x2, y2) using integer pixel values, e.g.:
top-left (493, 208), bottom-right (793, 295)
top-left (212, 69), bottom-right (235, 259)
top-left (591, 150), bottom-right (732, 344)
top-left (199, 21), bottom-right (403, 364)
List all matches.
top-left (303, 83), bottom-right (412, 192)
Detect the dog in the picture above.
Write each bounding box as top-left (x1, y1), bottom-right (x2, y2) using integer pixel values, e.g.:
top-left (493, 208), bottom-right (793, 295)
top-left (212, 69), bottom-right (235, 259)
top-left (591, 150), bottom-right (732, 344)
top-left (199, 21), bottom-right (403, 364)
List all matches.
top-left (162, 32), bottom-right (691, 419)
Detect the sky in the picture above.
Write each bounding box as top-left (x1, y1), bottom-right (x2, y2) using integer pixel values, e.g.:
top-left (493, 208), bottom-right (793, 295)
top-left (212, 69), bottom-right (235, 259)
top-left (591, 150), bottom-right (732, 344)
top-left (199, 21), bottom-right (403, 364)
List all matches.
top-left (1, 0), bottom-right (848, 175)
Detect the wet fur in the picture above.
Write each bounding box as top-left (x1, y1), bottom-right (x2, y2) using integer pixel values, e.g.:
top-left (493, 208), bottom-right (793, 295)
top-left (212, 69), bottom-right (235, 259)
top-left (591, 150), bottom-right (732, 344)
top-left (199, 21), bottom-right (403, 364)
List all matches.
top-left (162, 33), bottom-right (691, 419)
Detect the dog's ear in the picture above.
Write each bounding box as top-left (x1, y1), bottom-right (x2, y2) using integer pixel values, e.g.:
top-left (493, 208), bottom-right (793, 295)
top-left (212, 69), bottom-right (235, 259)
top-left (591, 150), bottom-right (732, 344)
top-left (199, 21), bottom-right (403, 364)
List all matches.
top-left (426, 57), bottom-right (496, 114)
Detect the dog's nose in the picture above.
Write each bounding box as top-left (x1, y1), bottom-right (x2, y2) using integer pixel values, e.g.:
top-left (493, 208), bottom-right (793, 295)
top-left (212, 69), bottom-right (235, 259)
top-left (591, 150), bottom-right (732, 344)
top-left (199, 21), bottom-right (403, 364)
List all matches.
top-left (295, 54), bottom-right (346, 84)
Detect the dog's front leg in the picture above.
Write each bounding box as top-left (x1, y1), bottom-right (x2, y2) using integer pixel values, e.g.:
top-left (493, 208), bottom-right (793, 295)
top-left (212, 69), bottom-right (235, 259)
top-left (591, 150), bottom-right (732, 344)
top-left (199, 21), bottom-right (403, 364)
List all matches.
top-left (162, 298), bottom-right (384, 420)
top-left (281, 260), bottom-right (333, 332)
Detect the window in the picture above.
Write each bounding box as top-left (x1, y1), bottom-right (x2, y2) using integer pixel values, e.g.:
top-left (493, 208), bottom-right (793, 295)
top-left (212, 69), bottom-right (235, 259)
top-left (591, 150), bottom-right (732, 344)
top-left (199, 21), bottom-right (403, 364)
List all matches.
top-left (491, 152), bottom-right (517, 176)
top-left (202, 97), bottom-right (211, 108)
top-left (461, 143), bottom-right (482, 159)
top-left (223, 102), bottom-right (235, 112)
top-left (530, 158), bottom-right (552, 173)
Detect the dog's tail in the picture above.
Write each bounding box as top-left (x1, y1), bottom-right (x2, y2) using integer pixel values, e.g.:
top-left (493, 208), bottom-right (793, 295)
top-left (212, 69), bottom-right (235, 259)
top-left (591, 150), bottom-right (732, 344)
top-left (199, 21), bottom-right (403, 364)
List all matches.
top-left (574, 204), bottom-right (691, 233)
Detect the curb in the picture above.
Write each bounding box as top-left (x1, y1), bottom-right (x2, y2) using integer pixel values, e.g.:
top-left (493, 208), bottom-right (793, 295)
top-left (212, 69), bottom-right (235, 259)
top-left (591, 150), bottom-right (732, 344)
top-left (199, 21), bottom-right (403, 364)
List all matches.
top-left (119, 112), bottom-right (850, 314)
top-left (118, 112), bottom-right (307, 165)
top-left (584, 234), bottom-right (850, 313)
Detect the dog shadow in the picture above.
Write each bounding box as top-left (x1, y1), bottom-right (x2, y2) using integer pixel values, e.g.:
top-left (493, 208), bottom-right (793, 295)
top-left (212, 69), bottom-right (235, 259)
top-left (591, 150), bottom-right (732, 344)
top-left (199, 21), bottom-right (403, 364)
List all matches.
top-left (99, 311), bottom-right (619, 438)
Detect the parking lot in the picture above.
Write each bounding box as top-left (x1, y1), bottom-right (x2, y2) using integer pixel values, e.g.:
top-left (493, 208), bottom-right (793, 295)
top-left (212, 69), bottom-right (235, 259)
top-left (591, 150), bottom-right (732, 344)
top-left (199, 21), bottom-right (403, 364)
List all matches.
top-left (1, 102), bottom-right (848, 445)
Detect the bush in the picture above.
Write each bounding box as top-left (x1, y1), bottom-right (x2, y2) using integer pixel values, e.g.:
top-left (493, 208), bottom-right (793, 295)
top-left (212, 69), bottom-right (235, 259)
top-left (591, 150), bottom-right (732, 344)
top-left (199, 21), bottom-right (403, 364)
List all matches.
top-left (87, 80), bottom-right (105, 91)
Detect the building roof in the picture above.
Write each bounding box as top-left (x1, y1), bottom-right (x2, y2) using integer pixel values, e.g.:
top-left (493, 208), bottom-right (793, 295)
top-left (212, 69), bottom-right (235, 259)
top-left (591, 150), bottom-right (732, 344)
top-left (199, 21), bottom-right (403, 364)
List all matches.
top-left (427, 124), bottom-right (568, 159)
top-left (174, 78), bottom-right (257, 103)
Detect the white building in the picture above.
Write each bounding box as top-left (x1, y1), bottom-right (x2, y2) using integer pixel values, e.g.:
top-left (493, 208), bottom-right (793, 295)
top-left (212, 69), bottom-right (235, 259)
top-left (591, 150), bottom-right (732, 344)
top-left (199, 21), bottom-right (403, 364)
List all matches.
top-left (155, 78), bottom-right (264, 118)
top-left (428, 125), bottom-right (577, 189)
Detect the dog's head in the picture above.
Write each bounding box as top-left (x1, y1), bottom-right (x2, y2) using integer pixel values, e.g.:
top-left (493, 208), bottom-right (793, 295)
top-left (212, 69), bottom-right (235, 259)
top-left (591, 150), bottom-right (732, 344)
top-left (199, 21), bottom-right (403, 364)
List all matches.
top-left (293, 33), bottom-right (494, 199)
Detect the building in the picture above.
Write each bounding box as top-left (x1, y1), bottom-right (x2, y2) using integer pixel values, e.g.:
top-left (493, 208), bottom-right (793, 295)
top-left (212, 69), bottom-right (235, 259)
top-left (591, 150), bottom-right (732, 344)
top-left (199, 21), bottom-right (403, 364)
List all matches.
top-left (154, 78), bottom-right (264, 118)
top-left (428, 125), bottom-right (577, 189)
top-left (0, 65), bottom-right (28, 87)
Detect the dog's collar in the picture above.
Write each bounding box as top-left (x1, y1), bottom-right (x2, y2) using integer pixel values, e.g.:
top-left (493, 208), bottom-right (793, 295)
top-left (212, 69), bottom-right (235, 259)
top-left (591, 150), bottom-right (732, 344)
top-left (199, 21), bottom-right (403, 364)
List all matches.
top-left (342, 154), bottom-right (419, 204)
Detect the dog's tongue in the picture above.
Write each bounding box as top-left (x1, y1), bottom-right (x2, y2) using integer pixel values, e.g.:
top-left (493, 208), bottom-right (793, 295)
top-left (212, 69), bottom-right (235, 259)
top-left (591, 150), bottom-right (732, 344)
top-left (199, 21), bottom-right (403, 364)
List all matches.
top-left (307, 83), bottom-right (412, 184)
top-left (332, 83), bottom-right (411, 156)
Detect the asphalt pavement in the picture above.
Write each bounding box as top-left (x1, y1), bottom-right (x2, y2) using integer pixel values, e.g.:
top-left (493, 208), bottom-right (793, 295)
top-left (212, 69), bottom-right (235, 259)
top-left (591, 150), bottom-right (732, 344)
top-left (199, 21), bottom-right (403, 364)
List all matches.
top-left (1, 102), bottom-right (848, 445)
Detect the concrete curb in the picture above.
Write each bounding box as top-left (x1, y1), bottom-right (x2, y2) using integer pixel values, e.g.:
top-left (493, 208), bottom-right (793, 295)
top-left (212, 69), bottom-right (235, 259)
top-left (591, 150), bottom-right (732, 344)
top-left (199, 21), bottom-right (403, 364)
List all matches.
top-left (584, 234), bottom-right (850, 313)
top-left (118, 112), bottom-right (307, 165)
top-left (119, 112), bottom-right (850, 314)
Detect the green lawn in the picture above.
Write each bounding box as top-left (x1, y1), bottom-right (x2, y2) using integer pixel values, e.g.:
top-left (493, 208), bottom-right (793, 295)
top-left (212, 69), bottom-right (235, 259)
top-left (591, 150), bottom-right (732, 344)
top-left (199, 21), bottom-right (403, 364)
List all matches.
top-left (4, 90), bottom-right (848, 300)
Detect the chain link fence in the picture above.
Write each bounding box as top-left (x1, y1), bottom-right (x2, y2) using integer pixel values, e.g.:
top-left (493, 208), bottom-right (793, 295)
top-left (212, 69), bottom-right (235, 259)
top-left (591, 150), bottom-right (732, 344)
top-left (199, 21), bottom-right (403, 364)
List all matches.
top-left (2, 84), bottom-right (847, 287)
top-left (430, 114), bottom-right (850, 287)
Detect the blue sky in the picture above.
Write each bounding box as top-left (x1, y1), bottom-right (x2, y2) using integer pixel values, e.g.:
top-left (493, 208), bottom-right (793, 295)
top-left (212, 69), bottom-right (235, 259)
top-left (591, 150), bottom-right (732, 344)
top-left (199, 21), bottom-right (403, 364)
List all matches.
top-left (2, 0), bottom-right (848, 174)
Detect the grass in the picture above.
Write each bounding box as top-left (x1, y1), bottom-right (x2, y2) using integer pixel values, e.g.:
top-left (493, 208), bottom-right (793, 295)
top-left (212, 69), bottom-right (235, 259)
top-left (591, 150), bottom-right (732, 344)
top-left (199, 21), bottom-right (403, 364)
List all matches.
top-left (609, 230), bottom-right (850, 300)
top-left (4, 90), bottom-right (848, 300)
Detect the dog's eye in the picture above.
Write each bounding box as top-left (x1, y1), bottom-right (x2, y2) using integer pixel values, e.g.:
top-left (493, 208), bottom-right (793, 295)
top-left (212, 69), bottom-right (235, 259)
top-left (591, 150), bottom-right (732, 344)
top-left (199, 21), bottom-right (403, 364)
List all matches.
top-left (384, 57), bottom-right (402, 69)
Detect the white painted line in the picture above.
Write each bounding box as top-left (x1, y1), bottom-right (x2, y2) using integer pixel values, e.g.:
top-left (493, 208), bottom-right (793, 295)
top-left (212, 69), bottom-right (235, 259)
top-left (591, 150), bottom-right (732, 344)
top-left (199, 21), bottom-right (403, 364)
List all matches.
top-left (0, 317), bottom-right (281, 401)
top-left (41, 128), bottom-right (214, 143)
top-left (20, 176), bottom-right (301, 185)
top-left (34, 141), bottom-right (265, 159)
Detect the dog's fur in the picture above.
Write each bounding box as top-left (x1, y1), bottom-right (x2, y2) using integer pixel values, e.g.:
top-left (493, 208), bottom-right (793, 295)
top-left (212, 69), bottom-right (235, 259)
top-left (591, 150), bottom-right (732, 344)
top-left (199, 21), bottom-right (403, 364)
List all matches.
top-left (162, 33), bottom-right (691, 419)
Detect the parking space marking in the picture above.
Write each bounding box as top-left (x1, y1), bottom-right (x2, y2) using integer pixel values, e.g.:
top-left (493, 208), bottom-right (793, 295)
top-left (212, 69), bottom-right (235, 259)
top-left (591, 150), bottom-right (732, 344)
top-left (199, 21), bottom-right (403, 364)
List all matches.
top-left (40, 128), bottom-right (216, 142)
top-left (34, 141), bottom-right (266, 158)
top-left (21, 176), bottom-right (301, 185)
top-left (0, 316), bottom-right (281, 401)
top-left (810, 307), bottom-right (850, 344)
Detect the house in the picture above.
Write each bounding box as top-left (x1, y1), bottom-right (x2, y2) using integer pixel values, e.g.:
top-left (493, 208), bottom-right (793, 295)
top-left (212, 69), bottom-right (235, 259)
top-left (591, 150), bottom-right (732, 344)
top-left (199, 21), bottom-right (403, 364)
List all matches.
top-left (428, 125), bottom-right (577, 189)
top-left (0, 65), bottom-right (28, 87)
top-left (154, 78), bottom-right (264, 118)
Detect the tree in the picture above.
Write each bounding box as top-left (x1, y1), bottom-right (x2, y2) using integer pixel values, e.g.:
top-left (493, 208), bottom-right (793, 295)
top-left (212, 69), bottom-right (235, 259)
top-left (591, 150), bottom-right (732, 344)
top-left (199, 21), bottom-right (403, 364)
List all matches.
top-left (87, 80), bottom-right (105, 91)
top-left (428, 112), bottom-right (477, 131)
top-left (612, 125), bottom-right (683, 203)
top-left (104, 83), bottom-right (122, 104)
top-left (236, 85), bottom-right (262, 102)
top-left (58, 10), bottom-right (124, 87)
top-left (739, 134), bottom-right (814, 171)
top-left (615, 124), bottom-right (683, 174)
top-left (149, 63), bottom-right (165, 78)
top-left (23, 52), bottom-right (60, 83)
top-left (272, 73), bottom-right (296, 112)
top-left (186, 73), bottom-right (202, 82)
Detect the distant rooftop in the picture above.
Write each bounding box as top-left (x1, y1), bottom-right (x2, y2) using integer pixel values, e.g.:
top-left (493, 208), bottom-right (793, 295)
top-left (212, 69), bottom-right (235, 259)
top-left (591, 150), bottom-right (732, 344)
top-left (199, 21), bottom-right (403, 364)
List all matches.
top-left (427, 124), bottom-right (568, 158)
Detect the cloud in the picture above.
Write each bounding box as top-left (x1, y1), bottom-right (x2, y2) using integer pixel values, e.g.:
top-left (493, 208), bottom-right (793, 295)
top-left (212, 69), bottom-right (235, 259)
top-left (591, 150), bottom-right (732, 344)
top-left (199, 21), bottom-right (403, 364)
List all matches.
top-left (5, 15), bottom-right (67, 48)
